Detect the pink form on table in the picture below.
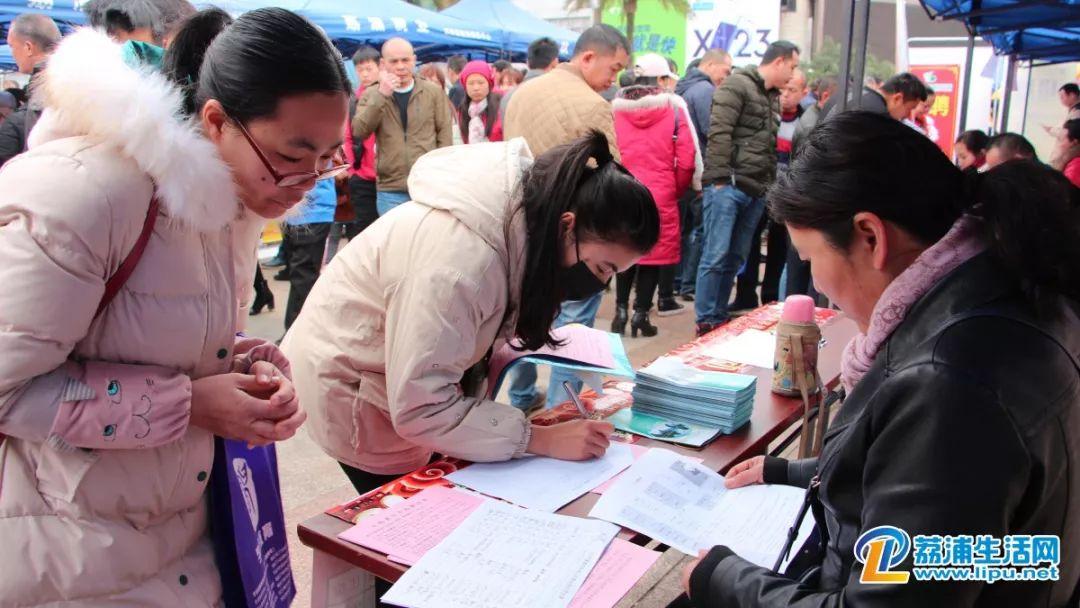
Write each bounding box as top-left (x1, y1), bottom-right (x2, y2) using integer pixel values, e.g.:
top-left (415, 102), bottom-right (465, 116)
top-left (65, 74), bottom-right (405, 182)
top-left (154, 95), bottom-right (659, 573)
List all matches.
top-left (339, 486), bottom-right (663, 608)
top-left (337, 485), bottom-right (486, 565)
top-left (592, 445), bottom-right (704, 495)
top-left (487, 324), bottom-right (619, 397)
top-left (569, 539), bottom-right (661, 608)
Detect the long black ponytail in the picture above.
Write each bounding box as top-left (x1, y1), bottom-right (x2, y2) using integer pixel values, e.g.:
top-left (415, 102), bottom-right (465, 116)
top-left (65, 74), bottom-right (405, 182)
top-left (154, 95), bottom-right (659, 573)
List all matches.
top-left (162, 6), bottom-right (350, 119)
top-left (769, 110), bottom-right (1080, 318)
top-left (514, 131), bottom-right (660, 350)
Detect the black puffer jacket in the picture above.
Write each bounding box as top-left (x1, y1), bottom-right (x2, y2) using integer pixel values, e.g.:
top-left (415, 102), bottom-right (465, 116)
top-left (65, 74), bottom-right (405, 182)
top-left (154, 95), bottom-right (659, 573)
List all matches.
top-left (701, 65), bottom-right (780, 197)
top-left (691, 253), bottom-right (1080, 607)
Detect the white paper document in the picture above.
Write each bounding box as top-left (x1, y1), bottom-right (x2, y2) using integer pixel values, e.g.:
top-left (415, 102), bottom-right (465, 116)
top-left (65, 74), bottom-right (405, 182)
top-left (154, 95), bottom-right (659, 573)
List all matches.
top-left (446, 443), bottom-right (634, 512)
top-left (588, 448), bottom-right (807, 567)
top-left (382, 500), bottom-right (619, 608)
top-left (700, 328), bottom-right (777, 369)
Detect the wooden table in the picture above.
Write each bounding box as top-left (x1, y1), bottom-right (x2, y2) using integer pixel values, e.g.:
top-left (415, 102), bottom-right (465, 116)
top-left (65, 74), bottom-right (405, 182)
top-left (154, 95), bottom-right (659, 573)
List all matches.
top-left (298, 314), bottom-right (859, 585)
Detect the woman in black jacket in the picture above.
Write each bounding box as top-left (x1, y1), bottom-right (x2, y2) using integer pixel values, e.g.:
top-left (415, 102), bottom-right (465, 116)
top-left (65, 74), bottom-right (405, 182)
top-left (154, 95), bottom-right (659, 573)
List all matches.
top-left (684, 111), bottom-right (1080, 607)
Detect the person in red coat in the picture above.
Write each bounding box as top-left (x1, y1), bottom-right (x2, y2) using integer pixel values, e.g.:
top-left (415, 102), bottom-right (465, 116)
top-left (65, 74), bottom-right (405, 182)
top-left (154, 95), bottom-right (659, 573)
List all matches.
top-left (456, 60), bottom-right (504, 144)
top-left (612, 53), bottom-right (702, 337)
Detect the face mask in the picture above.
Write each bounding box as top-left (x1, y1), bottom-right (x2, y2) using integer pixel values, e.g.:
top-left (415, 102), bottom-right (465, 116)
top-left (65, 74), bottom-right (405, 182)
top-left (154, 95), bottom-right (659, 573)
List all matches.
top-left (562, 232), bottom-right (608, 301)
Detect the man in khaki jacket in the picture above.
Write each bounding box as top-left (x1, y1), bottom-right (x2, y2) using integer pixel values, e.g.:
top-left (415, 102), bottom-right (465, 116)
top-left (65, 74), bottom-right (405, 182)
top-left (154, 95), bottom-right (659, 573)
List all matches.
top-left (352, 37), bottom-right (452, 216)
top-left (501, 24), bottom-right (628, 411)
top-left (504, 24), bottom-right (627, 163)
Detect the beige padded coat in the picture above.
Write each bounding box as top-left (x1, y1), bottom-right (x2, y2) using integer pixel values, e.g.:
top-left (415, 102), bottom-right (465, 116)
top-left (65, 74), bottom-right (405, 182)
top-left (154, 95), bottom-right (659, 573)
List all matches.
top-left (0, 31), bottom-right (265, 606)
top-left (282, 139), bottom-right (535, 476)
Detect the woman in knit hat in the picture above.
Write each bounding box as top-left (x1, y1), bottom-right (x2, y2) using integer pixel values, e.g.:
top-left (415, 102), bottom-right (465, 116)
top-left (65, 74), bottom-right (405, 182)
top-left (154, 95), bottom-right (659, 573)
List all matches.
top-left (455, 60), bottom-right (503, 144)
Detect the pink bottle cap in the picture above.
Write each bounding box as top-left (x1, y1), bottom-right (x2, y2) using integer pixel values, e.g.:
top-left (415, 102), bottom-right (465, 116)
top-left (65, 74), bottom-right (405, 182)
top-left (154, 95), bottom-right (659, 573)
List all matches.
top-left (781, 295), bottom-right (816, 323)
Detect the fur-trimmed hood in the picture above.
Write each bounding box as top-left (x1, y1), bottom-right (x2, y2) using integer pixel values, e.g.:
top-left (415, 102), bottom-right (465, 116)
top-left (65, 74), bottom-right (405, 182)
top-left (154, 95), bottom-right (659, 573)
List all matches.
top-left (28, 29), bottom-right (238, 233)
top-left (613, 90), bottom-right (704, 190)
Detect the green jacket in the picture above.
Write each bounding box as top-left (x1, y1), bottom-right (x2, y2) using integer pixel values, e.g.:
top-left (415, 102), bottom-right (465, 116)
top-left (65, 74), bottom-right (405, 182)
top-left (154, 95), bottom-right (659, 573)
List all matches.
top-left (702, 65), bottom-right (780, 198)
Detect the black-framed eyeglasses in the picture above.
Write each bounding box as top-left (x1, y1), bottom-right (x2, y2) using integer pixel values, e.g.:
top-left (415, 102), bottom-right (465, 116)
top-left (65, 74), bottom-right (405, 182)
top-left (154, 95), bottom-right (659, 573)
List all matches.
top-left (233, 119), bottom-right (349, 187)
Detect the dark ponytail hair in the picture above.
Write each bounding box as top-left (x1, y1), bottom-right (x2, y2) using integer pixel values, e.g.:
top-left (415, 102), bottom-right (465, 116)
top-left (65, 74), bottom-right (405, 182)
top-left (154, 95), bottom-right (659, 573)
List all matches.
top-left (513, 130), bottom-right (660, 350)
top-left (162, 7), bottom-right (350, 119)
top-left (769, 110), bottom-right (1080, 318)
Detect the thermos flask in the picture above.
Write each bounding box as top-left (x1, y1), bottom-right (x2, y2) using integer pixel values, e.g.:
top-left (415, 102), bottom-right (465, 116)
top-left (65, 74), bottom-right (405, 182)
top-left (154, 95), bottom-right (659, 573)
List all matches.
top-left (772, 295), bottom-right (824, 456)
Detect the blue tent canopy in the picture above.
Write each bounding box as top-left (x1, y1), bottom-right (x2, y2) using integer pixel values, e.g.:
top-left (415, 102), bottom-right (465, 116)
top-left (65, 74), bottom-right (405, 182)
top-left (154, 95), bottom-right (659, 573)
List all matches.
top-left (919, 0), bottom-right (1080, 33)
top-left (1, 0), bottom-right (505, 59)
top-left (213, 0), bottom-right (504, 57)
top-left (440, 0), bottom-right (577, 59)
top-left (985, 26), bottom-right (1080, 64)
top-left (920, 0), bottom-right (1080, 64)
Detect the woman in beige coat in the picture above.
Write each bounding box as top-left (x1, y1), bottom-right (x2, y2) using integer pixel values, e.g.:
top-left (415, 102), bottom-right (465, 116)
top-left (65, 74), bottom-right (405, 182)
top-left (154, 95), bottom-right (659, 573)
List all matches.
top-left (0, 9), bottom-right (349, 605)
top-left (283, 131), bottom-right (661, 494)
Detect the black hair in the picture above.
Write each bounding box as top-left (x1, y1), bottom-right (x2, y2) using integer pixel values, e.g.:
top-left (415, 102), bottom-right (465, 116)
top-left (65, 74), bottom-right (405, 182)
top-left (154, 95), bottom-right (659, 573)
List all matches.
top-left (456, 89), bottom-right (501, 143)
top-left (514, 131), bottom-right (659, 350)
top-left (882, 72), bottom-right (927, 101)
top-left (493, 59), bottom-right (512, 73)
top-left (1060, 83), bottom-right (1079, 96)
top-left (761, 40), bottom-right (799, 65)
top-left (527, 37), bottom-right (560, 70)
top-left (352, 45), bottom-right (380, 65)
top-left (572, 24), bottom-right (630, 57)
top-left (987, 132), bottom-right (1037, 161)
top-left (5, 87), bottom-right (28, 107)
top-left (1065, 119), bottom-right (1080, 142)
top-left (633, 75), bottom-right (659, 87)
top-left (769, 111), bottom-right (1080, 318)
top-left (617, 71), bottom-right (636, 88)
top-left (447, 54), bottom-right (467, 74)
top-left (666, 57), bottom-right (678, 74)
top-left (163, 7), bottom-right (350, 119)
top-left (956, 129), bottom-right (990, 154)
top-left (84, 0), bottom-right (195, 43)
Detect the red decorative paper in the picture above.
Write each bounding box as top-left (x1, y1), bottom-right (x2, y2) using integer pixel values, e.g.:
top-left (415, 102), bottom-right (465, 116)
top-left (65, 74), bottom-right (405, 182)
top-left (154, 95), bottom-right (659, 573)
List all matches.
top-left (325, 457), bottom-right (469, 524)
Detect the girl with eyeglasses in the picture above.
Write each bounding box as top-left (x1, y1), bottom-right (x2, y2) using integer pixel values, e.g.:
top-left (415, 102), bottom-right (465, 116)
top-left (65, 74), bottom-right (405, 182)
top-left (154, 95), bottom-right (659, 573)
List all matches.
top-left (0, 7), bottom-right (348, 604)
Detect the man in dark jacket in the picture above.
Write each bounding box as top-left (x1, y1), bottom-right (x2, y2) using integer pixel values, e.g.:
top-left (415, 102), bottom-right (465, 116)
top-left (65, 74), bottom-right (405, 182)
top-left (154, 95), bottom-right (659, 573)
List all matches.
top-left (822, 72), bottom-right (926, 122)
top-left (446, 54), bottom-right (467, 108)
top-left (676, 50), bottom-right (733, 145)
top-left (694, 41), bottom-right (799, 335)
top-left (674, 49), bottom-right (731, 301)
top-left (0, 13), bottom-right (60, 167)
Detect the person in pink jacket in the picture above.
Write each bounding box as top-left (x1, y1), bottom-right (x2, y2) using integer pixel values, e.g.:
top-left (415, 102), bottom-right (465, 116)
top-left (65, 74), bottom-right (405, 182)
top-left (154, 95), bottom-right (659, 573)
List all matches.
top-left (612, 53), bottom-right (703, 337)
top-left (455, 59), bottom-right (504, 144)
top-left (0, 8), bottom-right (350, 605)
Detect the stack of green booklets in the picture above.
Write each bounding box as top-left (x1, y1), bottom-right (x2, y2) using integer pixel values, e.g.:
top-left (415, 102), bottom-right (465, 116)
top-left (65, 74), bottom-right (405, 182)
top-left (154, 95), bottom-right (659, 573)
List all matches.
top-left (631, 357), bottom-right (757, 435)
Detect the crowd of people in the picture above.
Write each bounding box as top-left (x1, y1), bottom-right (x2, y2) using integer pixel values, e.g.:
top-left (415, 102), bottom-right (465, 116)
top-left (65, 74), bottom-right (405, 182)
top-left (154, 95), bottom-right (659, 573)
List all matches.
top-left (0, 2), bottom-right (1078, 606)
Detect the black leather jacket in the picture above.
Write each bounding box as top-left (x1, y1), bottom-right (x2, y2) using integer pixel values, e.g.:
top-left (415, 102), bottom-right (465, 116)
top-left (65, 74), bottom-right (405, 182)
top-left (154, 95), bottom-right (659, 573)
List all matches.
top-left (690, 254), bottom-right (1080, 607)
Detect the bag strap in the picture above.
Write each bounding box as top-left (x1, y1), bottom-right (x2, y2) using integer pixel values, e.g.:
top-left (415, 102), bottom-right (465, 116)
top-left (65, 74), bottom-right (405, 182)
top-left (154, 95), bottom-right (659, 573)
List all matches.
top-left (0, 196), bottom-right (158, 451)
top-left (94, 196), bottom-right (160, 319)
